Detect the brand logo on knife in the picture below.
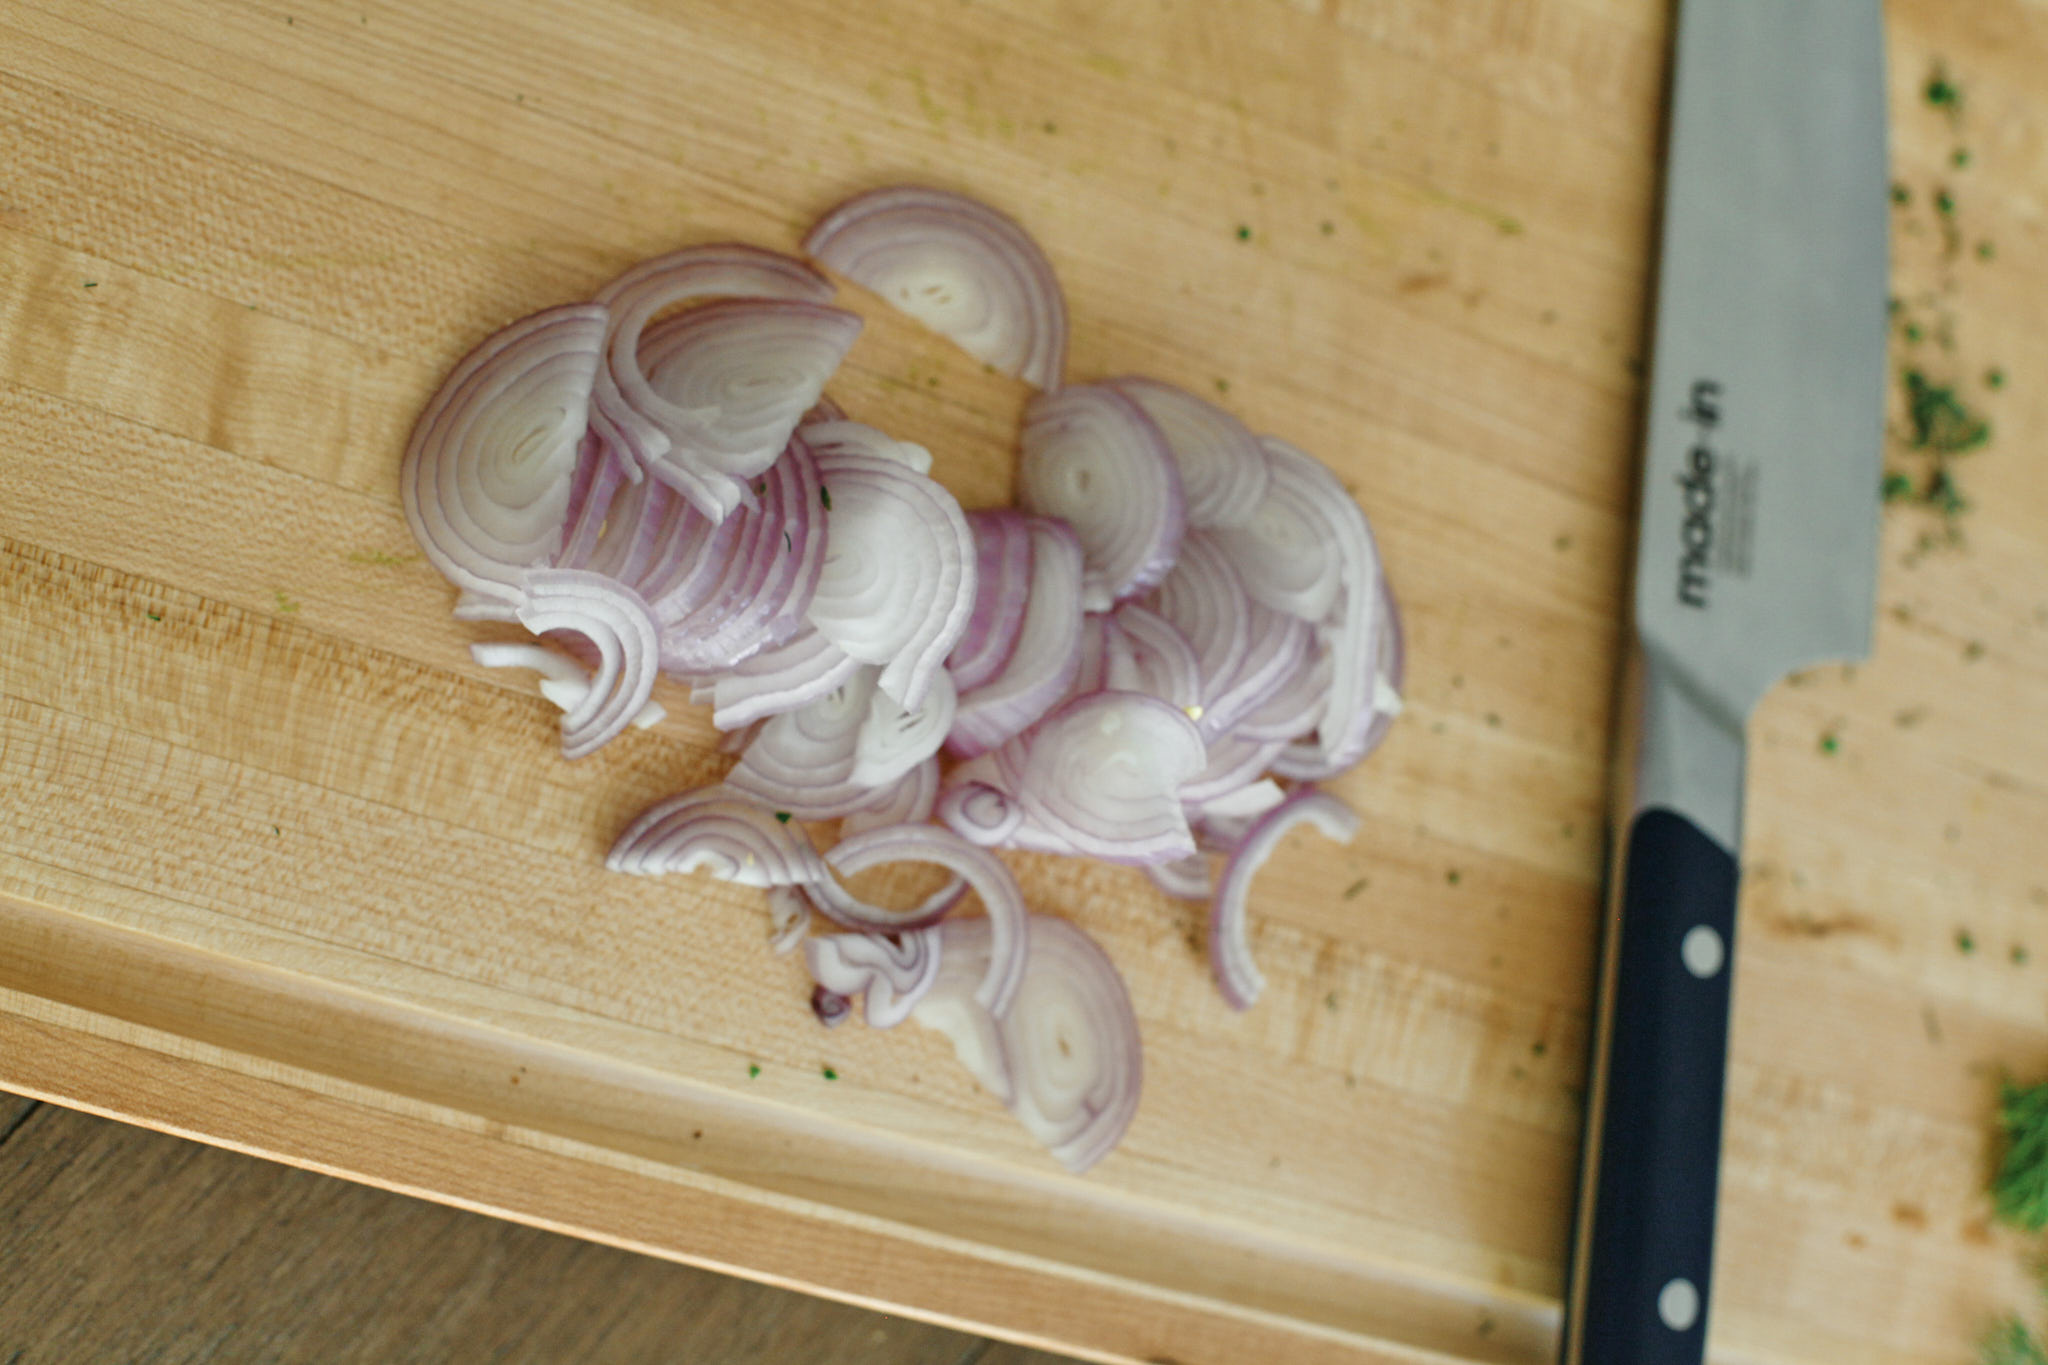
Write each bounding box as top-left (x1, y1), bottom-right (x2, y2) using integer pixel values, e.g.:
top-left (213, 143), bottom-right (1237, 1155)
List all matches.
top-left (1676, 379), bottom-right (1722, 609)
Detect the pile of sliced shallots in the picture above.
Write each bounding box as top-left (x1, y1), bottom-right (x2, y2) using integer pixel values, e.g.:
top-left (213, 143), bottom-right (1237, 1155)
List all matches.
top-left (401, 185), bottom-right (1401, 1173)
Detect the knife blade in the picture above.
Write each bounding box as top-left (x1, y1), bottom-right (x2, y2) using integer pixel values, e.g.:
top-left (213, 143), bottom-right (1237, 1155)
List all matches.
top-left (1559, 3), bottom-right (1889, 1363)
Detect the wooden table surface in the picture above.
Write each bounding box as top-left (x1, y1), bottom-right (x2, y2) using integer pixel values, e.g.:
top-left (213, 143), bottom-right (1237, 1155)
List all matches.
top-left (0, 1088), bottom-right (1075, 1363)
top-left (1, 2), bottom-right (2044, 1363)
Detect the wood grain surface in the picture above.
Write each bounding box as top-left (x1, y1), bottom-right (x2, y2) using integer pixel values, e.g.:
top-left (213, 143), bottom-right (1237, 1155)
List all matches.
top-left (0, 1), bottom-right (2044, 1363)
top-left (0, 1091), bottom-right (1056, 1365)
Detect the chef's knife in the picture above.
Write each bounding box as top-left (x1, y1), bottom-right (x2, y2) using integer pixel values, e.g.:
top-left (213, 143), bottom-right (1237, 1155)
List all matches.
top-left (1559, 3), bottom-right (1889, 1363)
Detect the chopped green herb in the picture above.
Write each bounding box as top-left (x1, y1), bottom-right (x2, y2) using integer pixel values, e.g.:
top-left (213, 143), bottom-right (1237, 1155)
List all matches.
top-left (1987, 367), bottom-right (2006, 390)
top-left (1935, 188), bottom-right (1957, 216)
top-left (1324, 990), bottom-right (1339, 1012)
top-left (1042, 120), bottom-right (1057, 134)
top-left (1926, 68), bottom-right (1961, 111)
top-left (783, 530), bottom-right (792, 552)
top-left (1531, 1040), bottom-right (1548, 1058)
top-left (1891, 183), bottom-right (1911, 206)
top-left (774, 811), bottom-right (792, 824)
top-left (1954, 147), bottom-right (1973, 169)
top-left (1979, 1316), bottom-right (2048, 1365)
top-left (1882, 471), bottom-right (1915, 502)
top-left (1960, 929), bottom-right (1978, 954)
top-left (1903, 370), bottom-right (1991, 454)
top-left (1235, 224), bottom-right (1252, 241)
top-left (83, 280), bottom-right (98, 289)
top-left (1319, 220), bottom-right (1335, 236)
top-left (1929, 467), bottom-right (1968, 516)
top-left (1819, 732), bottom-right (1840, 755)
top-left (272, 825), bottom-right (282, 836)
top-left (1964, 639), bottom-right (1987, 661)
top-left (1446, 868), bottom-right (1462, 886)
top-left (145, 610), bottom-right (163, 622)
top-left (1341, 877), bottom-right (1368, 900)
top-left (819, 485), bottom-right (832, 510)
top-left (1994, 1077), bottom-right (2048, 1230)
top-left (754, 480), bottom-right (766, 496)
top-left (748, 1063), bottom-right (761, 1078)
top-left (1213, 378), bottom-right (1229, 395)
top-left (2014, 945), bottom-right (2030, 966)
top-left (273, 589), bottom-right (300, 614)
top-left (1903, 322), bottom-right (1924, 344)
top-left (821, 1065), bottom-right (838, 1080)
top-left (1979, 240), bottom-right (1997, 261)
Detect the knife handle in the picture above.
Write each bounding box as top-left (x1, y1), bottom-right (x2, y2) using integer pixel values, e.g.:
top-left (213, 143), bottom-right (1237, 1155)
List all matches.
top-left (1562, 806), bottom-right (1739, 1365)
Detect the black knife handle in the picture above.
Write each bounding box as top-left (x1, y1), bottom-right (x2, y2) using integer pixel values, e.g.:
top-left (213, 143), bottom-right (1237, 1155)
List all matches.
top-left (1565, 807), bottom-right (1740, 1365)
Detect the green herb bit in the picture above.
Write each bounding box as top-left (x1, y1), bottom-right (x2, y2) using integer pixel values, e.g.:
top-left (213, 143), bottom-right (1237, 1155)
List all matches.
top-left (83, 280), bottom-right (98, 289)
top-left (1341, 877), bottom-right (1368, 900)
top-left (1959, 929), bottom-right (1978, 954)
top-left (748, 1063), bottom-right (761, 1078)
top-left (1214, 378), bottom-right (1230, 395)
top-left (1446, 868), bottom-right (1462, 886)
top-left (1994, 1078), bottom-right (2048, 1231)
top-left (2014, 945), bottom-right (2030, 966)
top-left (145, 610), bottom-right (163, 622)
top-left (1235, 224), bottom-right (1252, 241)
top-left (1954, 147), bottom-right (1972, 169)
top-left (1980, 1316), bottom-right (2048, 1365)
top-left (1903, 322), bottom-right (1923, 344)
top-left (819, 485), bottom-right (832, 510)
top-left (1891, 183), bottom-right (1911, 206)
top-left (1903, 370), bottom-right (1991, 454)
top-left (1819, 732), bottom-right (1840, 755)
top-left (1979, 240), bottom-right (1997, 261)
top-left (774, 811), bottom-right (793, 824)
top-left (1882, 471), bottom-right (1915, 502)
top-left (1319, 220), bottom-right (1335, 236)
top-left (1935, 188), bottom-right (1957, 216)
top-left (1987, 367), bottom-right (2007, 390)
top-left (1929, 466), bottom-right (1968, 517)
top-left (1926, 68), bottom-right (1960, 111)
top-left (821, 1065), bottom-right (838, 1080)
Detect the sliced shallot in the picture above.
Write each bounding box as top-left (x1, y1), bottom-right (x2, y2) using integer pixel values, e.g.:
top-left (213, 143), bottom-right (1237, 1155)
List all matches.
top-left (1106, 376), bottom-right (1270, 529)
top-left (804, 184), bottom-right (1068, 389)
top-left (1017, 385), bottom-right (1184, 610)
top-left (403, 303), bottom-right (607, 606)
top-left (1209, 787), bottom-right (1360, 1010)
top-left (806, 452), bottom-right (977, 712)
top-left (804, 930), bottom-right (943, 1028)
top-left (514, 569), bottom-right (662, 759)
top-left (911, 915), bottom-right (1142, 1173)
top-left (608, 786), bottom-right (829, 888)
top-left (946, 511), bottom-right (1036, 694)
top-left (947, 518), bottom-right (1085, 757)
top-left (1016, 692), bottom-right (1207, 866)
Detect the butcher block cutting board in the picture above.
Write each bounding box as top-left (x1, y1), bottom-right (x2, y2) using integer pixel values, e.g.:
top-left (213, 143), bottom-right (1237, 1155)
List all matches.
top-left (3, 1), bottom-right (2046, 1361)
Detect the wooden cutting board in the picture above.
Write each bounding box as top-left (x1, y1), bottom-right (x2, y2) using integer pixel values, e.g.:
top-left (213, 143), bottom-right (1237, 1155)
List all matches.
top-left (2, 1), bottom-right (2044, 1361)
